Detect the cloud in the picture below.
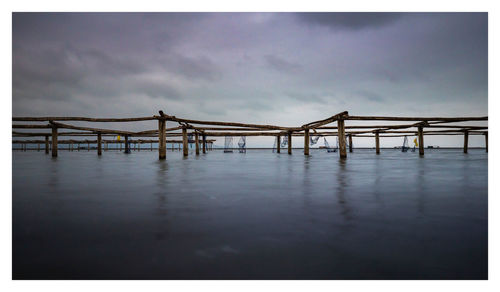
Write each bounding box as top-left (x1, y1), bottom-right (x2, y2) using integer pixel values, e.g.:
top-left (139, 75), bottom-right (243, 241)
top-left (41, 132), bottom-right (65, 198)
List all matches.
top-left (264, 55), bottom-right (301, 73)
top-left (296, 12), bottom-right (402, 30)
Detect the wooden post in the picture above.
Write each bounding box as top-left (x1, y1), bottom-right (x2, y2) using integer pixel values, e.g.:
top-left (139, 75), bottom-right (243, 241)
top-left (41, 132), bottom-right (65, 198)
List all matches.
top-left (348, 134), bottom-right (353, 153)
top-left (277, 135), bottom-right (281, 153)
top-left (125, 135), bottom-right (130, 153)
top-left (195, 132), bottom-right (200, 155)
top-left (51, 125), bottom-right (58, 157)
top-left (304, 129), bottom-right (309, 155)
top-left (287, 131), bottom-right (292, 154)
top-left (463, 130), bottom-right (469, 154)
top-left (202, 134), bottom-right (207, 154)
top-left (158, 119), bottom-right (166, 159)
top-left (375, 131), bottom-right (380, 155)
top-left (182, 127), bottom-right (188, 157)
top-left (338, 119), bottom-right (347, 158)
top-left (418, 126), bottom-right (424, 156)
top-left (45, 135), bottom-right (49, 154)
top-left (87, 141), bottom-right (90, 151)
top-left (485, 132), bottom-right (488, 153)
top-left (37, 143), bottom-right (40, 151)
top-left (97, 133), bottom-right (102, 156)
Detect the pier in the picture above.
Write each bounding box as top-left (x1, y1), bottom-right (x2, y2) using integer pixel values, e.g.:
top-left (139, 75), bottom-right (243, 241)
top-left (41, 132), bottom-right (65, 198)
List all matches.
top-left (12, 111), bottom-right (488, 158)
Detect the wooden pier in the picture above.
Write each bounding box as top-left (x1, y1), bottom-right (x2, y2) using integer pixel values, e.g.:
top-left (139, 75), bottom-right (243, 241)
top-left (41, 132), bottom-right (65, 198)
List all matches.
top-left (12, 111), bottom-right (487, 158)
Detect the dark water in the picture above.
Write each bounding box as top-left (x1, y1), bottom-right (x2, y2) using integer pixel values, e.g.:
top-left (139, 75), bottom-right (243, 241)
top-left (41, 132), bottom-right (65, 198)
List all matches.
top-left (12, 149), bottom-right (488, 280)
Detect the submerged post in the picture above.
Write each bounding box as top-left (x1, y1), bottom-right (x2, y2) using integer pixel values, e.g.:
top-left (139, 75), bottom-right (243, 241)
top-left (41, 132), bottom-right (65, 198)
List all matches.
top-left (418, 126), bottom-right (424, 156)
top-left (97, 133), bottom-right (102, 156)
top-left (464, 130), bottom-right (469, 154)
top-left (195, 132), bottom-right (200, 155)
top-left (348, 134), bottom-right (353, 153)
top-left (485, 132), bottom-right (488, 153)
top-left (277, 135), bottom-right (281, 153)
top-left (51, 124), bottom-right (58, 157)
top-left (288, 131), bottom-right (292, 154)
top-left (338, 119), bottom-right (347, 159)
top-left (304, 129), bottom-right (310, 155)
top-left (45, 135), bottom-right (49, 154)
top-left (182, 127), bottom-right (188, 157)
top-left (375, 131), bottom-right (380, 155)
top-left (202, 134), bottom-right (207, 154)
top-left (158, 118), bottom-right (166, 160)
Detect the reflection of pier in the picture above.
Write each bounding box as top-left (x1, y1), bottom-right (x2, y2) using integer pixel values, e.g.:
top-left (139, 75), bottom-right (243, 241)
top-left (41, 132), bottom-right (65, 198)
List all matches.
top-left (12, 110), bottom-right (487, 158)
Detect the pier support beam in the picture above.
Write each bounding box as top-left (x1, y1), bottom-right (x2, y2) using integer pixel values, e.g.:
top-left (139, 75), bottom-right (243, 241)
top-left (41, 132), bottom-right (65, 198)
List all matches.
top-left (463, 130), bottom-right (469, 154)
top-left (182, 127), bottom-right (188, 157)
top-left (51, 125), bottom-right (58, 157)
top-left (288, 131), bottom-right (292, 154)
top-left (45, 135), bottom-right (49, 154)
top-left (125, 135), bottom-right (130, 154)
top-left (195, 132), bottom-right (200, 155)
top-left (348, 134), bottom-right (353, 153)
top-left (418, 126), bottom-right (424, 156)
top-left (202, 134), bottom-right (207, 154)
top-left (338, 119), bottom-right (347, 159)
top-left (158, 119), bottom-right (166, 159)
top-left (304, 129), bottom-right (310, 155)
top-left (375, 131), bottom-right (380, 155)
top-left (485, 132), bottom-right (488, 153)
top-left (277, 135), bottom-right (281, 153)
top-left (97, 133), bottom-right (102, 156)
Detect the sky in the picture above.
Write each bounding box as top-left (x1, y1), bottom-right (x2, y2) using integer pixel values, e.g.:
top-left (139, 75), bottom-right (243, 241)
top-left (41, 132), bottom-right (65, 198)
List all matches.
top-left (12, 12), bottom-right (488, 147)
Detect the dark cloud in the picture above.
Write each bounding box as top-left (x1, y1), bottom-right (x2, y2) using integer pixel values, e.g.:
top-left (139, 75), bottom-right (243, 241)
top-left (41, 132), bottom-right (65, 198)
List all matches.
top-left (296, 12), bottom-right (402, 30)
top-left (264, 55), bottom-right (301, 73)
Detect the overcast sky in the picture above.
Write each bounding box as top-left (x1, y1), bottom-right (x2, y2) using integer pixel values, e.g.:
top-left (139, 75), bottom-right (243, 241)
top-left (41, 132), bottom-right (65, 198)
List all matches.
top-left (12, 12), bottom-right (488, 147)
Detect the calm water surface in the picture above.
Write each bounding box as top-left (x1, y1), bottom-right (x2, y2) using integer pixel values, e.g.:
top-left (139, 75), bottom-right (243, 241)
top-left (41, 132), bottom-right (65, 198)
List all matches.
top-left (13, 149), bottom-right (488, 279)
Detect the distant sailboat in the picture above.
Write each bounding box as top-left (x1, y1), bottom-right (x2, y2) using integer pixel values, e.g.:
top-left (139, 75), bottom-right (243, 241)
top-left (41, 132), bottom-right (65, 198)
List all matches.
top-left (402, 136), bottom-right (409, 152)
top-left (324, 137), bottom-right (337, 153)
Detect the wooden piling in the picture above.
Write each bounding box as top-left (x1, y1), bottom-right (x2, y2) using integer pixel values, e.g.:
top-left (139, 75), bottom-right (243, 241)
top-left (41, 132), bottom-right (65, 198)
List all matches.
top-left (202, 134), bottom-right (207, 154)
top-left (288, 132), bottom-right (292, 154)
top-left (158, 119), bottom-right (166, 159)
top-left (338, 119), bottom-right (347, 158)
top-left (125, 135), bottom-right (130, 153)
top-left (37, 143), bottom-right (40, 151)
top-left (182, 127), bottom-right (188, 157)
top-left (348, 134), bottom-right (353, 153)
top-left (277, 135), bottom-right (281, 153)
top-left (464, 130), bottom-right (469, 154)
top-left (51, 125), bottom-right (58, 157)
top-left (375, 131), bottom-right (380, 155)
top-left (97, 133), bottom-right (102, 156)
top-left (418, 126), bottom-right (424, 156)
top-left (485, 132), bottom-right (488, 153)
top-left (45, 135), bottom-right (49, 154)
top-left (304, 129), bottom-right (310, 155)
top-left (195, 132), bottom-right (200, 155)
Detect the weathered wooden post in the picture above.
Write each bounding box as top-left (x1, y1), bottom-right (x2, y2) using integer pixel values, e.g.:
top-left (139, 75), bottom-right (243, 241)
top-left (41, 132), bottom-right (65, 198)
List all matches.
top-left (288, 131), bottom-right (292, 154)
top-left (277, 135), bottom-right (281, 153)
top-left (97, 133), bottom-right (102, 156)
top-left (125, 135), bottom-right (130, 154)
top-left (304, 129), bottom-right (310, 155)
top-left (45, 135), bottom-right (49, 154)
top-left (485, 132), bottom-right (488, 153)
top-left (202, 134), bottom-right (207, 154)
top-left (119, 142), bottom-right (122, 151)
top-left (375, 131), bottom-right (380, 155)
top-left (463, 130), bottom-right (469, 154)
top-left (195, 132), bottom-right (200, 155)
top-left (338, 119), bottom-right (347, 158)
top-left (51, 125), bottom-right (58, 157)
top-left (182, 127), bottom-right (189, 157)
top-left (158, 118), bottom-right (166, 159)
top-left (37, 142), bottom-right (40, 152)
top-left (418, 126), bottom-right (424, 156)
top-left (348, 134), bottom-right (353, 153)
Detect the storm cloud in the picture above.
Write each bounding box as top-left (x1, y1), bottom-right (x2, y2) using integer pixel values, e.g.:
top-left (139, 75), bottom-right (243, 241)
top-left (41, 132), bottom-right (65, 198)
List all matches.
top-left (12, 12), bottom-right (487, 147)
